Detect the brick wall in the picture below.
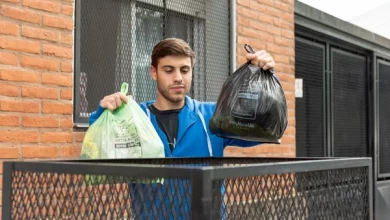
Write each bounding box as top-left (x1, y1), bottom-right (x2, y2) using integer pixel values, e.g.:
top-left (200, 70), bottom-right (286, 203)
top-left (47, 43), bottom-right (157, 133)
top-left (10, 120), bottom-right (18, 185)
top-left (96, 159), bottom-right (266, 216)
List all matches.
top-left (0, 0), bottom-right (296, 217)
top-left (225, 0), bottom-right (296, 157)
top-left (0, 0), bottom-right (82, 216)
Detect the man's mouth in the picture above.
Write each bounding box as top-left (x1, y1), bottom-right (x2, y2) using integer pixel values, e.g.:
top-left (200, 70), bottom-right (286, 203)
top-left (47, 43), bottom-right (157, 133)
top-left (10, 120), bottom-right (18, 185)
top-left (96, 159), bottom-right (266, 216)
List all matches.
top-left (170, 85), bottom-right (185, 90)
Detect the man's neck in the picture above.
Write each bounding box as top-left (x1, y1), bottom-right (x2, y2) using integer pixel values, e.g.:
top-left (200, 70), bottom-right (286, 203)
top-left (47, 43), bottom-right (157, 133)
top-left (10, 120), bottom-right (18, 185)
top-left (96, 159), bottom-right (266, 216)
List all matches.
top-left (153, 96), bottom-right (185, 111)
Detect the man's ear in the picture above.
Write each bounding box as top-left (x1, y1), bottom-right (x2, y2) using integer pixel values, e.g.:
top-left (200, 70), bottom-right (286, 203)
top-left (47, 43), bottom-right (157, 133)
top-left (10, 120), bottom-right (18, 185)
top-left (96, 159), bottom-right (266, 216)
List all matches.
top-left (150, 65), bottom-right (157, 81)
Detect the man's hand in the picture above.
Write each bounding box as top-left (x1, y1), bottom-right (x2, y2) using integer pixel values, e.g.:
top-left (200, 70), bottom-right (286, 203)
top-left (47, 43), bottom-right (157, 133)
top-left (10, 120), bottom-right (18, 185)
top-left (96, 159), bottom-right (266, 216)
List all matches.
top-left (246, 50), bottom-right (275, 70)
top-left (100, 92), bottom-right (132, 111)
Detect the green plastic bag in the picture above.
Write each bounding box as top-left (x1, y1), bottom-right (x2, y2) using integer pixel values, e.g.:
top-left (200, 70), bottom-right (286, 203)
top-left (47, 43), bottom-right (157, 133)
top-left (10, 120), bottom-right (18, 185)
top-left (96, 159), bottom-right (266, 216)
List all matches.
top-left (80, 82), bottom-right (165, 160)
top-left (80, 82), bottom-right (165, 185)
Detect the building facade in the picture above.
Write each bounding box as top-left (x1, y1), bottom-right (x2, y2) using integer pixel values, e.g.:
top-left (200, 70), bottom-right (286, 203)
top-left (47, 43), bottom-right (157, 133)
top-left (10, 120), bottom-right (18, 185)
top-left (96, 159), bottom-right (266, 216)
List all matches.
top-left (0, 0), bottom-right (296, 212)
top-left (5, 0), bottom-right (390, 216)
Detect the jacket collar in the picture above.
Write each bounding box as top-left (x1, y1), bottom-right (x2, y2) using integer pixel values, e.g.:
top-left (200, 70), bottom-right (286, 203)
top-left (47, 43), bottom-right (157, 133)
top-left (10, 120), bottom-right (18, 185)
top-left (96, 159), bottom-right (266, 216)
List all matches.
top-left (176, 96), bottom-right (197, 144)
top-left (140, 96), bottom-right (197, 145)
top-left (141, 95), bottom-right (194, 111)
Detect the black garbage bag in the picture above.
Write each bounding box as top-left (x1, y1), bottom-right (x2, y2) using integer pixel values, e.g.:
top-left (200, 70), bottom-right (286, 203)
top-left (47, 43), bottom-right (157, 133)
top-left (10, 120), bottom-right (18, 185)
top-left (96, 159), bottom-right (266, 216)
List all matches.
top-left (209, 44), bottom-right (288, 143)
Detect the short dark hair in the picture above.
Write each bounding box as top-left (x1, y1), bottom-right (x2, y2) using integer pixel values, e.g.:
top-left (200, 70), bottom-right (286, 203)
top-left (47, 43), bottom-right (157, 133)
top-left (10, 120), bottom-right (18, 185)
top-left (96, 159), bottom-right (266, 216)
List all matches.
top-left (151, 38), bottom-right (196, 68)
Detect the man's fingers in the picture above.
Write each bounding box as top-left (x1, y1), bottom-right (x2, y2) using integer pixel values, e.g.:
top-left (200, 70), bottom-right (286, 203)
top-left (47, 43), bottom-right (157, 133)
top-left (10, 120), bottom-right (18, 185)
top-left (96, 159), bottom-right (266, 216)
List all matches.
top-left (246, 51), bottom-right (265, 60)
top-left (255, 52), bottom-right (274, 69)
top-left (106, 102), bottom-right (115, 111)
top-left (100, 101), bottom-right (107, 109)
top-left (256, 56), bottom-right (265, 68)
top-left (113, 93), bottom-right (122, 108)
top-left (101, 101), bottom-right (114, 110)
top-left (100, 91), bottom-right (132, 111)
top-left (118, 92), bottom-right (129, 103)
top-left (263, 61), bottom-right (275, 70)
top-left (254, 50), bottom-right (266, 57)
top-left (264, 53), bottom-right (272, 61)
top-left (246, 53), bottom-right (255, 61)
top-left (244, 47), bottom-right (275, 70)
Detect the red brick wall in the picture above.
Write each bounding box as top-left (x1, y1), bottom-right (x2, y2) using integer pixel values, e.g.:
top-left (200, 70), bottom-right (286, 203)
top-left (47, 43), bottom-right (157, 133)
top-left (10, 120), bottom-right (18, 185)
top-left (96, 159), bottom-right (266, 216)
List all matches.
top-left (0, 0), bottom-right (296, 216)
top-left (225, 0), bottom-right (296, 157)
top-left (0, 0), bottom-right (81, 216)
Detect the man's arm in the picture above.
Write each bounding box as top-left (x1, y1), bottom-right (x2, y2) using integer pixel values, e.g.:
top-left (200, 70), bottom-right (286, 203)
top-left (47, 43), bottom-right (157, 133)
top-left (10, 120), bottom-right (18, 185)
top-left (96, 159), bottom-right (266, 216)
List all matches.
top-left (89, 105), bottom-right (105, 125)
top-left (224, 138), bottom-right (261, 148)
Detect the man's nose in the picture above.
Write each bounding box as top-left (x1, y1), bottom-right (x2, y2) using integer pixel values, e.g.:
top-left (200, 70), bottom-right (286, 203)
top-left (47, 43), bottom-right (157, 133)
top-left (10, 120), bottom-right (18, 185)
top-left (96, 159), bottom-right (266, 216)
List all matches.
top-left (173, 70), bottom-right (183, 82)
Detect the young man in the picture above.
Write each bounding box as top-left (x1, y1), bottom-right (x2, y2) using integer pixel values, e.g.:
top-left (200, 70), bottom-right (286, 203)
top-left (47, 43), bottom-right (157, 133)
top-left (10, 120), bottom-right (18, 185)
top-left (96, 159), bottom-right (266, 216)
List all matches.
top-left (89, 38), bottom-right (277, 219)
top-left (89, 38), bottom-right (277, 158)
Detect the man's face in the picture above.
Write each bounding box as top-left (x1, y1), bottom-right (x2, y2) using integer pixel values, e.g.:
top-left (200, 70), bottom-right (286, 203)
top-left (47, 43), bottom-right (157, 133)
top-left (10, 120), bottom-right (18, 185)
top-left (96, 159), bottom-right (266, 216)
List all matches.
top-left (151, 55), bottom-right (192, 103)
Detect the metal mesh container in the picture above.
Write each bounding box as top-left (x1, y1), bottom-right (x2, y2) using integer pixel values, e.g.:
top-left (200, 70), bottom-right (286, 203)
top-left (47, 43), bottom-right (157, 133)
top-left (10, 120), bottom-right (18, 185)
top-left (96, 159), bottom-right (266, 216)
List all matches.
top-left (2, 157), bottom-right (372, 219)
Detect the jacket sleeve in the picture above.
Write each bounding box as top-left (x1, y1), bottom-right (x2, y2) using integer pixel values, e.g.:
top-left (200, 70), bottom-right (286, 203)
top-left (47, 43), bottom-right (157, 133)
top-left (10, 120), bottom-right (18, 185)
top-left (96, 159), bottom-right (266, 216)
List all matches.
top-left (224, 138), bottom-right (262, 148)
top-left (88, 104), bottom-right (105, 125)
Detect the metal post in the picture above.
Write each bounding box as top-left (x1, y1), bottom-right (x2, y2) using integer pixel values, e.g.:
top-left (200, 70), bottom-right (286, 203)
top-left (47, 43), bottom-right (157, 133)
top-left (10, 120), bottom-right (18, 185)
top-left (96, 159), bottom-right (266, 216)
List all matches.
top-left (191, 169), bottom-right (213, 219)
top-left (369, 159), bottom-right (374, 220)
top-left (2, 162), bottom-right (13, 220)
top-left (230, 0), bottom-right (237, 74)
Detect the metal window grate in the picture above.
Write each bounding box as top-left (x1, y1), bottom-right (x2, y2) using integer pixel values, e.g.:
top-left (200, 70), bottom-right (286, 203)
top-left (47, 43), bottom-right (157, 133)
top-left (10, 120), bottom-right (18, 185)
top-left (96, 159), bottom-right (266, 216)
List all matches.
top-left (2, 157), bottom-right (372, 219)
top-left (332, 48), bottom-right (368, 157)
top-left (379, 60), bottom-right (390, 176)
top-left (74, 0), bottom-right (231, 124)
top-left (295, 38), bottom-right (325, 157)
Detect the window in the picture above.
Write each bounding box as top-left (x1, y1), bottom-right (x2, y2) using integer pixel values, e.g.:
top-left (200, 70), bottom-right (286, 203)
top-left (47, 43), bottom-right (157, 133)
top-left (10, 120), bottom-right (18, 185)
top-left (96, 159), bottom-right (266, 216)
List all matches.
top-left (73, 0), bottom-right (232, 125)
top-left (378, 58), bottom-right (390, 177)
top-left (295, 31), bottom-right (372, 158)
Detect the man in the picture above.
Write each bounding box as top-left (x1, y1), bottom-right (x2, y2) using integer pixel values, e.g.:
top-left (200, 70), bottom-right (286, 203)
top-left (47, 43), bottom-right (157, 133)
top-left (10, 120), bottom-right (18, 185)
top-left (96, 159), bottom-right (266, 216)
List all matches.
top-left (89, 38), bottom-right (277, 219)
top-left (89, 38), bottom-right (276, 157)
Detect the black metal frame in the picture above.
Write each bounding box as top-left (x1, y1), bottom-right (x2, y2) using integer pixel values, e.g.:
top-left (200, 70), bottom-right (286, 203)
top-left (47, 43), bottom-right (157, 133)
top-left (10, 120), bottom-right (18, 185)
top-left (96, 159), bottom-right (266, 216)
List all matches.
top-left (329, 47), bottom-right (372, 156)
top-left (2, 162), bottom-right (12, 220)
top-left (374, 51), bottom-right (380, 183)
top-left (376, 57), bottom-right (390, 179)
top-left (324, 43), bottom-right (332, 157)
top-left (330, 44), bottom-right (372, 157)
top-left (73, 0), bottom-right (83, 125)
top-left (2, 157), bottom-right (373, 220)
top-left (294, 36), bottom-right (327, 157)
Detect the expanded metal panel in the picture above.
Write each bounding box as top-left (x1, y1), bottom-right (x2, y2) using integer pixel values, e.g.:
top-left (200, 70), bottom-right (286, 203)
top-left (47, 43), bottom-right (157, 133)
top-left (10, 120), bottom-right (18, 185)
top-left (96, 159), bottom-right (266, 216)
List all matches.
top-left (204, 1), bottom-right (230, 102)
top-left (295, 38), bottom-right (325, 157)
top-left (2, 157), bottom-right (371, 219)
top-left (332, 49), bottom-right (368, 157)
top-left (379, 60), bottom-right (390, 176)
top-left (78, 0), bottom-right (120, 117)
top-left (75, 0), bottom-right (230, 122)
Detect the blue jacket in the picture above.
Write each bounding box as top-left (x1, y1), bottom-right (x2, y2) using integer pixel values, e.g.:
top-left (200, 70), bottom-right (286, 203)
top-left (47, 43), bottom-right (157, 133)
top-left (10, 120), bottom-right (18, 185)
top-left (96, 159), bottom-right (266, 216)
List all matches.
top-left (89, 96), bottom-right (261, 219)
top-left (89, 96), bottom-right (261, 157)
